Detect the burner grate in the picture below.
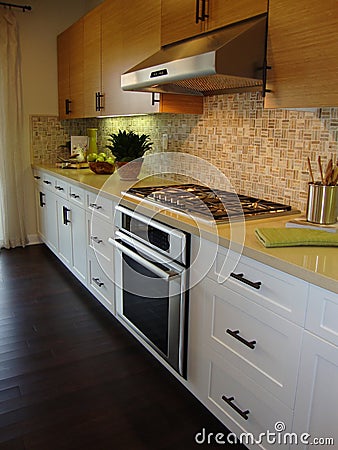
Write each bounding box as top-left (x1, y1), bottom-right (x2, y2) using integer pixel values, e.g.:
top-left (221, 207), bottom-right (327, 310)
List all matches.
top-left (124, 184), bottom-right (293, 222)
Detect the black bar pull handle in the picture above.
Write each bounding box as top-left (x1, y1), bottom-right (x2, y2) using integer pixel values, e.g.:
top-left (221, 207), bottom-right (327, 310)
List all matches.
top-left (92, 277), bottom-right (104, 287)
top-left (195, 0), bottom-right (200, 23)
top-left (230, 272), bottom-right (262, 290)
top-left (151, 92), bottom-right (160, 106)
top-left (201, 0), bottom-right (208, 21)
top-left (43, 180), bottom-right (51, 185)
top-left (95, 92), bottom-right (104, 111)
top-left (63, 206), bottom-right (71, 225)
top-left (39, 192), bottom-right (45, 207)
top-left (65, 98), bottom-right (72, 115)
top-left (226, 329), bottom-right (256, 350)
top-left (221, 395), bottom-right (250, 420)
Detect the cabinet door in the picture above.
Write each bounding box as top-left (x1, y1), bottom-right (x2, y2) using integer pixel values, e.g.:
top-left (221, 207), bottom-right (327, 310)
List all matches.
top-left (36, 188), bottom-right (46, 243)
top-left (57, 199), bottom-right (72, 268)
top-left (102, 0), bottom-right (163, 115)
top-left (293, 331), bottom-right (338, 448)
top-left (265, 0), bottom-right (338, 108)
top-left (207, 0), bottom-right (267, 32)
top-left (71, 203), bottom-right (87, 284)
top-left (161, 0), bottom-right (204, 46)
top-left (44, 190), bottom-right (58, 255)
top-left (57, 31), bottom-right (70, 121)
top-left (57, 20), bottom-right (84, 119)
top-left (83, 5), bottom-right (102, 118)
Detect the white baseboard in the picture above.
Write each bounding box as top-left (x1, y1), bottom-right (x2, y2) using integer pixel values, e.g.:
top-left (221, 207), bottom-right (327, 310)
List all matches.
top-left (27, 234), bottom-right (42, 245)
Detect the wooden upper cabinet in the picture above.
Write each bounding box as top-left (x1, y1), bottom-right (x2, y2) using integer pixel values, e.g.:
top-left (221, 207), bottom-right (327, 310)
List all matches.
top-left (57, 19), bottom-right (84, 119)
top-left (161, 0), bottom-right (268, 46)
top-left (265, 0), bottom-right (338, 108)
top-left (83, 5), bottom-right (102, 117)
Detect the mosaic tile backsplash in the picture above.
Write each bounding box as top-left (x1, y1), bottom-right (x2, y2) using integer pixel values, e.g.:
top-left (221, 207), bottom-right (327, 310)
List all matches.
top-left (31, 92), bottom-right (338, 214)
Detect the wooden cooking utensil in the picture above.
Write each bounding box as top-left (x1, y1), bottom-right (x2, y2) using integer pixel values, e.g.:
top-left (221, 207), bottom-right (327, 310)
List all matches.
top-left (324, 158), bottom-right (333, 185)
top-left (318, 156), bottom-right (325, 184)
top-left (307, 157), bottom-right (315, 183)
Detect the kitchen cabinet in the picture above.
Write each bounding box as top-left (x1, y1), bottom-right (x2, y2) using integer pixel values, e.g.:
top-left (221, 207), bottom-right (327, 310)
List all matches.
top-left (188, 235), bottom-right (308, 448)
top-left (57, 0), bottom-right (203, 118)
top-left (83, 5), bottom-right (103, 117)
top-left (265, 0), bottom-right (338, 108)
top-left (34, 176), bottom-right (58, 255)
top-left (57, 19), bottom-right (84, 119)
top-left (292, 286), bottom-right (338, 448)
top-left (56, 197), bottom-right (87, 285)
top-left (161, 0), bottom-right (268, 46)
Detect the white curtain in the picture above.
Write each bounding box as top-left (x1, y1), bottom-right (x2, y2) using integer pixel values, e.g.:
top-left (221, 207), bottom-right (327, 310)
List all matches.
top-left (0, 9), bottom-right (27, 249)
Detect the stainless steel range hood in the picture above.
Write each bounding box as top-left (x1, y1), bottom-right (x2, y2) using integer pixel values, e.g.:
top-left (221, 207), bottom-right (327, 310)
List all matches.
top-left (121, 15), bottom-right (267, 97)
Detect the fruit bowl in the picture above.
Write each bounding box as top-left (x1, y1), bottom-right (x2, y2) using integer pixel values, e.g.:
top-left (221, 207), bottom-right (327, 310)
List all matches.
top-left (89, 161), bottom-right (115, 175)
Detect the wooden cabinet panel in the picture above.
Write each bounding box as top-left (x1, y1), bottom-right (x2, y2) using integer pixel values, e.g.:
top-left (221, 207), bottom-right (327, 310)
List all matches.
top-left (161, 0), bottom-right (268, 46)
top-left (57, 19), bottom-right (84, 119)
top-left (83, 5), bottom-right (102, 117)
top-left (208, 0), bottom-right (267, 32)
top-left (161, 0), bottom-right (204, 46)
top-left (57, 31), bottom-right (70, 120)
top-left (265, 0), bottom-right (338, 108)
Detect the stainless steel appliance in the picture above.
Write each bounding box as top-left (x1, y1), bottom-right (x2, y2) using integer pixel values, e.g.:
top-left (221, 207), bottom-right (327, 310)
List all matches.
top-left (122, 184), bottom-right (295, 223)
top-left (109, 205), bottom-right (190, 378)
top-left (121, 15), bottom-right (267, 96)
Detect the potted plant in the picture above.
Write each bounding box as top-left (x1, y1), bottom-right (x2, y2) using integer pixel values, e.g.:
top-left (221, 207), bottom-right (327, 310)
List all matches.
top-left (106, 130), bottom-right (153, 180)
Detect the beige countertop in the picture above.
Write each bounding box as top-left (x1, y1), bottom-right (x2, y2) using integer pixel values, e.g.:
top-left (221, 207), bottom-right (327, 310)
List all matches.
top-left (33, 164), bottom-right (338, 293)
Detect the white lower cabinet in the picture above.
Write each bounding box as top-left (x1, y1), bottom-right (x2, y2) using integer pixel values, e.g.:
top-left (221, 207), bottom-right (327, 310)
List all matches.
top-left (292, 286), bottom-right (338, 449)
top-left (87, 247), bottom-right (115, 314)
top-left (292, 332), bottom-right (338, 449)
top-left (36, 183), bottom-right (58, 255)
top-left (57, 198), bottom-right (87, 284)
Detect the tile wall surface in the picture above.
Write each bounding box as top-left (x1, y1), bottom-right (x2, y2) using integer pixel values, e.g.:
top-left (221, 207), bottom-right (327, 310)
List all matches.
top-left (31, 92), bottom-right (338, 214)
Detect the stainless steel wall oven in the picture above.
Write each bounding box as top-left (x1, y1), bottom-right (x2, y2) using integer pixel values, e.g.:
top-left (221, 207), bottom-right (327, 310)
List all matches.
top-left (109, 205), bottom-right (190, 378)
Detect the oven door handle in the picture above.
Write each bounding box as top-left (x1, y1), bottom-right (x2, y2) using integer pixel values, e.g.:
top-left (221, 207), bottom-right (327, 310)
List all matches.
top-left (108, 237), bottom-right (181, 281)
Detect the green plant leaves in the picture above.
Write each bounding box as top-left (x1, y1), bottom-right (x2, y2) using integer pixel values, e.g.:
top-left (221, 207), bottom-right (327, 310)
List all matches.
top-left (105, 130), bottom-right (153, 162)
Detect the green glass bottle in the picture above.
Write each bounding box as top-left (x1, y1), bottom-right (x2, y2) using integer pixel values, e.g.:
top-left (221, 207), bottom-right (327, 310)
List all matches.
top-left (87, 128), bottom-right (98, 157)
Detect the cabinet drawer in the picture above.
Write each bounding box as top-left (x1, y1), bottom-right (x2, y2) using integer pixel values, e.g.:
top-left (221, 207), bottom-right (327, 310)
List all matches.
top-left (212, 248), bottom-right (308, 325)
top-left (203, 278), bottom-right (302, 408)
top-left (206, 351), bottom-right (293, 450)
top-left (69, 184), bottom-right (85, 207)
top-left (33, 169), bottom-right (42, 183)
top-left (41, 172), bottom-right (55, 189)
top-left (305, 285), bottom-right (338, 346)
top-left (86, 191), bottom-right (113, 222)
top-left (87, 213), bottom-right (114, 279)
top-left (88, 248), bottom-right (115, 314)
top-left (53, 177), bottom-right (69, 200)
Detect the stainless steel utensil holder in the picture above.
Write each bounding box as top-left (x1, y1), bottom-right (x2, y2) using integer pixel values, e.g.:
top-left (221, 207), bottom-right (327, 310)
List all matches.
top-left (306, 183), bottom-right (338, 224)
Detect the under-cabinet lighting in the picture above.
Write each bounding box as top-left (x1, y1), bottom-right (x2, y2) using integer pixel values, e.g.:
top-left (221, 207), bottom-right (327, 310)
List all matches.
top-left (96, 113), bottom-right (148, 118)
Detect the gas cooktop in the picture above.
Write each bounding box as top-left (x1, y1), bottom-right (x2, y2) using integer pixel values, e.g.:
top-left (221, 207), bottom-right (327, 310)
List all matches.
top-left (123, 184), bottom-right (296, 223)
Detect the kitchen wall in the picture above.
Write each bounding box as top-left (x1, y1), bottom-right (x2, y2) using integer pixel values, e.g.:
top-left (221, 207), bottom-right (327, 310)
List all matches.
top-left (16, 0), bottom-right (103, 243)
top-left (31, 91), bottom-right (338, 214)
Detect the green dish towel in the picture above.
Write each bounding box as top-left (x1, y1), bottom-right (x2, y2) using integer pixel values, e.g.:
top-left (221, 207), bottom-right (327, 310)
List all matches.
top-left (255, 227), bottom-right (338, 248)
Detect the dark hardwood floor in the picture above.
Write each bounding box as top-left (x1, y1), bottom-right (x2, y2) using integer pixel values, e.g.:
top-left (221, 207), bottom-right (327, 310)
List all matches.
top-left (0, 245), bottom-right (246, 450)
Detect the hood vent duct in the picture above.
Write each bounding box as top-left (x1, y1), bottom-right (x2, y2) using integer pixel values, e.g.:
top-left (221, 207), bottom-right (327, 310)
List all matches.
top-left (121, 14), bottom-right (267, 97)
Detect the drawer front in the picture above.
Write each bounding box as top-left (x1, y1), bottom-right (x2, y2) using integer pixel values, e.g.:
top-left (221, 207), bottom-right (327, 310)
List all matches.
top-left (203, 278), bottom-right (302, 408)
top-left (53, 177), bottom-right (69, 200)
top-left (41, 172), bottom-right (55, 189)
top-left (33, 169), bottom-right (42, 183)
top-left (87, 213), bottom-right (114, 279)
top-left (212, 248), bottom-right (308, 325)
top-left (206, 351), bottom-right (293, 450)
top-left (86, 191), bottom-right (113, 222)
top-left (88, 248), bottom-right (115, 314)
top-left (305, 285), bottom-right (338, 346)
top-left (69, 184), bottom-right (85, 207)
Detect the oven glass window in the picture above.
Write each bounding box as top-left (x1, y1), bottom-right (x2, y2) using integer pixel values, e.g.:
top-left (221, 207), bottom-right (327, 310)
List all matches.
top-left (122, 253), bottom-right (169, 356)
top-left (122, 214), bottom-right (170, 251)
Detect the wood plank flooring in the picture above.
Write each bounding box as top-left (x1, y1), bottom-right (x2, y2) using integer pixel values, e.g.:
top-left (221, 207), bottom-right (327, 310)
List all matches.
top-left (0, 245), bottom-right (246, 450)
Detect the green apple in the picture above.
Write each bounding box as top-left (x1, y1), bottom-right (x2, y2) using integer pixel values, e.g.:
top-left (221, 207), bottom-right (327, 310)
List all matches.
top-left (98, 152), bottom-right (107, 161)
top-left (96, 156), bottom-right (105, 162)
top-left (87, 153), bottom-right (97, 162)
top-left (106, 157), bottom-right (115, 164)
